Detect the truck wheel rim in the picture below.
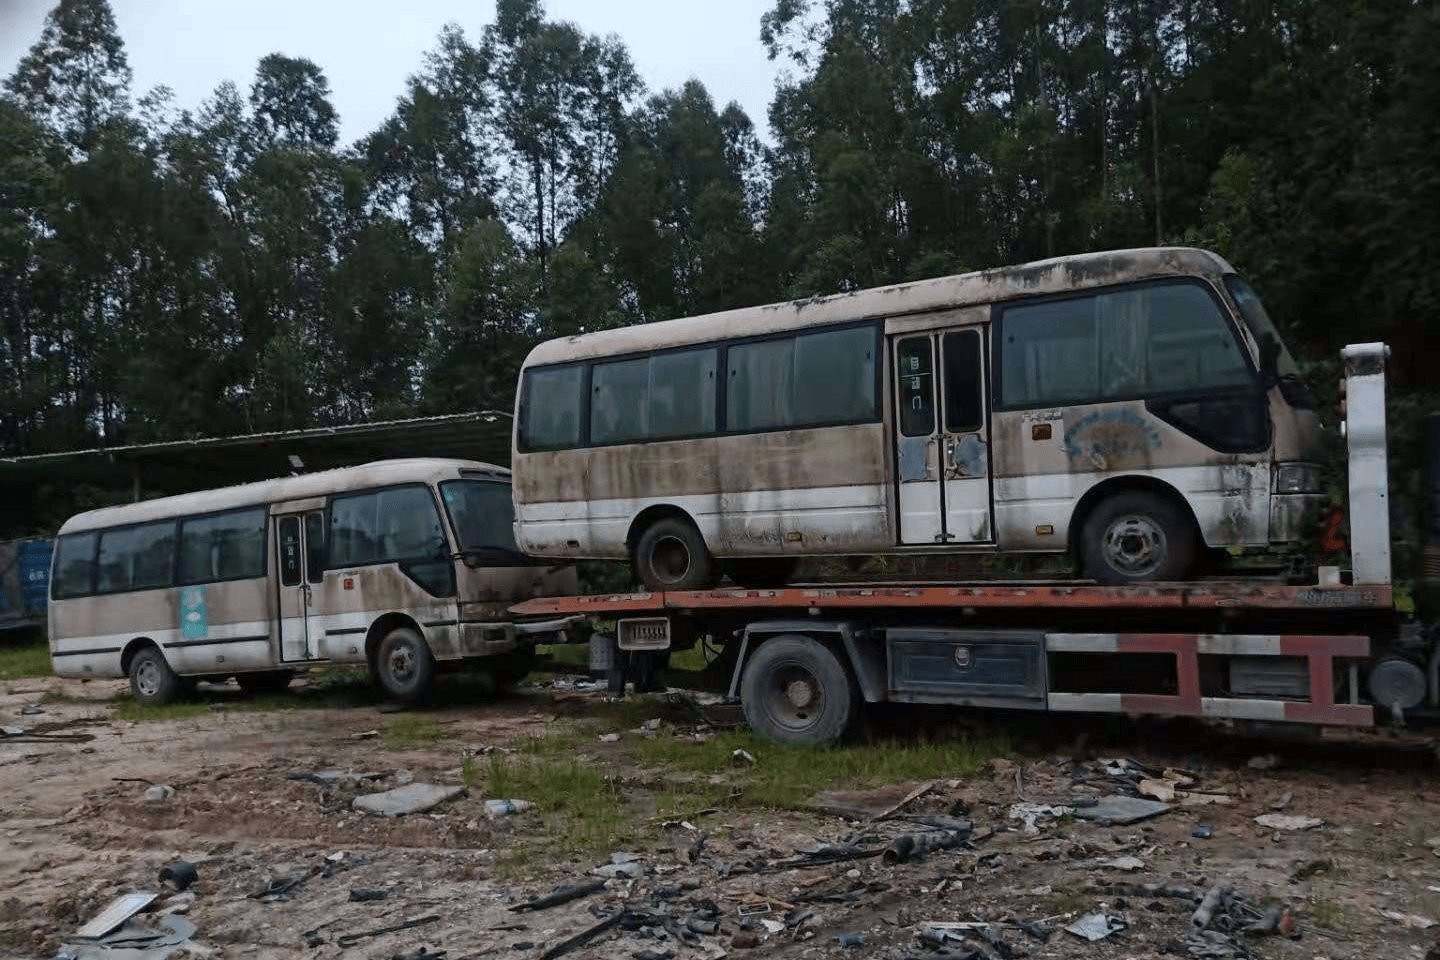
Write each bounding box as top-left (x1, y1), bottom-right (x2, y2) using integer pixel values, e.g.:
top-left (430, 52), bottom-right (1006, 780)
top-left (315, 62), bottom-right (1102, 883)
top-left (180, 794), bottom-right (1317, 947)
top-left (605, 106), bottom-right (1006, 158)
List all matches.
top-left (1103, 515), bottom-right (1167, 576)
top-left (765, 662), bottom-right (822, 730)
top-left (135, 659), bottom-right (162, 698)
top-left (652, 536), bottom-right (692, 584)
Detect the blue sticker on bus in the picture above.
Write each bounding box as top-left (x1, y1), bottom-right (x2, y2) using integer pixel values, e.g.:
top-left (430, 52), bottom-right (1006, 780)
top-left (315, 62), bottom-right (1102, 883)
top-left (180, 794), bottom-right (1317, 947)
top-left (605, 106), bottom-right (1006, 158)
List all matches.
top-left (180, 585), bottom-right (207, 639)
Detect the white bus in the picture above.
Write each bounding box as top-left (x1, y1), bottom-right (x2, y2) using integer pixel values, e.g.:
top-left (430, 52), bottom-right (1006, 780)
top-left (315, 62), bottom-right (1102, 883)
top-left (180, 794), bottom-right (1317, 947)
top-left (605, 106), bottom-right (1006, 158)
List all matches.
top-left (48, 458), bottom-right (579, 704)
top-left (510, 247), bottom-right (1323, 589)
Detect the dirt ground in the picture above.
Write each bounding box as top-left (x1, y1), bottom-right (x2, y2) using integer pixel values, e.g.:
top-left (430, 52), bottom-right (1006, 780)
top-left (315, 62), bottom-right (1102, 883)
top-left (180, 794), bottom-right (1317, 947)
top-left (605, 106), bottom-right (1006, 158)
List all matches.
top-left (3, 670), bottom-right (1440, 960)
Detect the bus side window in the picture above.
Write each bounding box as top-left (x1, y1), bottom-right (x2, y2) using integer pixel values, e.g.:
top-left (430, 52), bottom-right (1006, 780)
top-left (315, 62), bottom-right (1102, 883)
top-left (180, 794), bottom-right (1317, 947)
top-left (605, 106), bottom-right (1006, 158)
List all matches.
top-left (943, 331), bottom-right (983, 432)
top-left (278, 516), bottom-right (302, 587)
top-left (305, 512), bottom-right (325, 583)
top-left (896, 337), bottom-right (935, 437)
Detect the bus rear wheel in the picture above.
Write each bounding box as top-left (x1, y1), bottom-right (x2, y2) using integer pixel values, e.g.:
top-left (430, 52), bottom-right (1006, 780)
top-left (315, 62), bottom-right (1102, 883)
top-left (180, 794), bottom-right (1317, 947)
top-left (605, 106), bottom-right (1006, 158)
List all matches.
top-left (1081, 491), bottom-right (1197, 584)
top-left (741, 634), bottom-right (858, 747)
top-left (129, 646), bottom-right (183, 706)
top-left (374, 627), bottom-right (435, 702)
top-left (633, 517), bottom-right (717, 591)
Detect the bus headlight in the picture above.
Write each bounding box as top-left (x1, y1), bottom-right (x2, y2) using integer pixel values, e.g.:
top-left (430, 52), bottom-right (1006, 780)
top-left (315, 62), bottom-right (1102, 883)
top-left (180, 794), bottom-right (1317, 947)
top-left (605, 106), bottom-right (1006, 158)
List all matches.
top-left (1274, 463), bottom-right (1322, 494)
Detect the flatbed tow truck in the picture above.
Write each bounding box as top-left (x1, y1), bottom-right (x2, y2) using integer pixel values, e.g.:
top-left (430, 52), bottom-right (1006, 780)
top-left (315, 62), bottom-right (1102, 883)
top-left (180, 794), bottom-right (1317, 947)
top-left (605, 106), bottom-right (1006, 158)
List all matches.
top-left (509, 344), bottom-right (1421, 746)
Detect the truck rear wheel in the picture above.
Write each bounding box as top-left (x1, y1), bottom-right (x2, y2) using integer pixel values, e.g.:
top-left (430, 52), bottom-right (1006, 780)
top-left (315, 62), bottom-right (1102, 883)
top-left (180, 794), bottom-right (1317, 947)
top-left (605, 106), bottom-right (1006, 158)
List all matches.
top-left (374, 627), bottom-right (435, 702)
top-left (741, 634), bottom-right (858, 746)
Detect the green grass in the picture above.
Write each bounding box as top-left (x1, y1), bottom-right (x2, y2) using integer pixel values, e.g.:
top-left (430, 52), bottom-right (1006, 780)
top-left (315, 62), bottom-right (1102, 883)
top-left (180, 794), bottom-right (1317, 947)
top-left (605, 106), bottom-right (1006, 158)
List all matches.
top-left (0, 643), bottom-right (53, 680)
top-left (383, 714), bottom-right (450, 749)
top-left (477, 750), bottom-right (633, 855)
top-left (636, 729), bottom-right (1009, 809)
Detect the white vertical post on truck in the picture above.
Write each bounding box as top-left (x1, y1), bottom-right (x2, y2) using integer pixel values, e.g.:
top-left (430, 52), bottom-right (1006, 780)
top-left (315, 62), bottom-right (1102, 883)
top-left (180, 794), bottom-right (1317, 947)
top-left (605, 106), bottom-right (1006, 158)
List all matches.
top-left (1342, 342), bottom-right (1392, 585)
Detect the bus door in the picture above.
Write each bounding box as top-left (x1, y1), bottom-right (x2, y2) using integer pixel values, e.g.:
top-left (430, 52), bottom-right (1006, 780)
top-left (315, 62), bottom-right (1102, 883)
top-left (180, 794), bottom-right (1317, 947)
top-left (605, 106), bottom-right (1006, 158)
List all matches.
top-left (893, 328), bottom-right (994, 544)
top-left (274, 511), bottom-right (325, 661)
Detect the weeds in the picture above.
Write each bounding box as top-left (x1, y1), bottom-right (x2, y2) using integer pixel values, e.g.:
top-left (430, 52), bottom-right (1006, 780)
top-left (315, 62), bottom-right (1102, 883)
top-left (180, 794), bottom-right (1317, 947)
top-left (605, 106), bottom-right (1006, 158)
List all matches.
top-left (383, 714), bottom-right (449, 749)
top-left (1309, 898), bottom-right (1342, 929)
top-left (636, 729), bottom-right (1009, 810)
top-left (0, 643), bottom-right (53, 680)
top-left (477, 749), bottom-right (634, 859)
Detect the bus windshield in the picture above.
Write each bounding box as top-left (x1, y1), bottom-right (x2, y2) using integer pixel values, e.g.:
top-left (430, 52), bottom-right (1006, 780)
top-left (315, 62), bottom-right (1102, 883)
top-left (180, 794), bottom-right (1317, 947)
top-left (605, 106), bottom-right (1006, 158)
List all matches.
top-left (1225, 275), bottom-right (1310, 408)
top-left (439, 480), bottom-right (528, 564)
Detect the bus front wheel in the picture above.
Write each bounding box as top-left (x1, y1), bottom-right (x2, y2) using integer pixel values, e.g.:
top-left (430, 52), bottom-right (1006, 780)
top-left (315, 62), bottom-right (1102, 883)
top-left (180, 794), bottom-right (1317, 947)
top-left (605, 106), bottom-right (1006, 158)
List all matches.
top-left (129, 646), bottom-right (183, 706)
top-left (374, 627), bottom-right (435, 702)
top-left (1081, 491), bottom-right (1197, 583)
top-left (741, 634), bottom-right (858, 747)
top-left (633, 517), bottom-right (717, 591)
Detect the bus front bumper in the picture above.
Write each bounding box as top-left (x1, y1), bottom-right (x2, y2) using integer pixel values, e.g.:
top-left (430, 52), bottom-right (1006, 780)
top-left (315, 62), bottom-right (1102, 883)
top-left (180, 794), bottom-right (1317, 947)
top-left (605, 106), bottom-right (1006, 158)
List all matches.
top-left (458, 616), bottom-right (588, 657)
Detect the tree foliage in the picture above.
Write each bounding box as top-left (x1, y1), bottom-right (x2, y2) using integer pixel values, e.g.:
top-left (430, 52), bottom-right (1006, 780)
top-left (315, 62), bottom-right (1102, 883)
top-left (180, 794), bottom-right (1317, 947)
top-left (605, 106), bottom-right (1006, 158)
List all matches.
top-left (3, 0), bottom-right (1438, 482)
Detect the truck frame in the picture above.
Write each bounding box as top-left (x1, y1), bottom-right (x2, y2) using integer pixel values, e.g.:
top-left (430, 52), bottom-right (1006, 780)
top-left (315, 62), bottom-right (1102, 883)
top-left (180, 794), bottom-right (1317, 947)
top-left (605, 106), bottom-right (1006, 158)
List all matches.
top-left (510, 343), bottom-right (1416, 746)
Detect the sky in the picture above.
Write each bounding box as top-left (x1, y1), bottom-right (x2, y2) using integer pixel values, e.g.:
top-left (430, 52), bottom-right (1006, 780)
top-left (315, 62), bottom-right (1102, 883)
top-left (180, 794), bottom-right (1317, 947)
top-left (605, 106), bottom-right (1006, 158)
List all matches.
top-left (0, 0), bottom-right (790, 146)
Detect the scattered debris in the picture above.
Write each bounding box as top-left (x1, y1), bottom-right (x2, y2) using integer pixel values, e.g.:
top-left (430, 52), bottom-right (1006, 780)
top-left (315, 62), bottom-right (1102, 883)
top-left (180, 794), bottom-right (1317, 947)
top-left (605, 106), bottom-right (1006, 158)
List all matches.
top-left (336, 914), bottom-right (440, 946)
top-left (61, 913), bottom-right (200, 960)
top-left (1289, 859), bottom-right (1331, 883)
top-left (1380, 910), bottom-right (1438, 930)
top-left (882, 825), bottom-right (971, 865)
top-left (1065, 911), bottom-right (1128, 942)
top-left (731, 748), bottom-right (756, 767)
top-left (1138, 778), bottom-right (1177, 802)
top-left (20, 703), bottom-right (44, 715)
top-left (1008, 802), bottom-right (1073, 834)
top-left (640, 718), bottom-right (662, 732)
top-left (1269, 791), bottom-right (1294, 811)
top-left (252, 866), bottom-right (318, 902)
top-left (599, 733), bottom-right (621, 743)
top-left (158, 861), bottom-right (197, 892)
top-left (509, 880), bottom-right (607, 912)
top-left (837, 932), bottom-right (866, 947)
top-left (75, 892), bottom-right (159, 938)
top-left (353, 782), bottom-right (463, 816)
top-left (1179, 793), bottom-right (1235, 807)
top-left (1192, 825), bottom-right (1213, 840)
top-left (1254, 813), bottom-right (1322, 831)
top-left (350, 887), bottom-right (389, 902)
top-left (1247, 754), bottom-right (1279, 770)
top-left (1098, 856), bottom-right (1146, 872)
top-left (809, 781), bottom-right (933, 821)
top-left (485, 798), bottom-right (532, 817)
top-left (592, 852), bottom-right (649, 879)
top-left (143, 784), bottom-right (174, 803)
top-left (351, 728), bottom-right (380, 739)
top-left (1073, 795), bottom-right (1171, 825)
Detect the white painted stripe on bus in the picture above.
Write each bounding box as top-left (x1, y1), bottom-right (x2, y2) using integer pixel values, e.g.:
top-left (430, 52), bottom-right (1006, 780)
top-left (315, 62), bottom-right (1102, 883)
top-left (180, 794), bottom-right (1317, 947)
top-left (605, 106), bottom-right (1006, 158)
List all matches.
top-left (51, 620), bottom-right (271, 655)
top-left (516, 484), bottom-right (890, 555)
top-left (1045, 634), bottom-right (1119, 653)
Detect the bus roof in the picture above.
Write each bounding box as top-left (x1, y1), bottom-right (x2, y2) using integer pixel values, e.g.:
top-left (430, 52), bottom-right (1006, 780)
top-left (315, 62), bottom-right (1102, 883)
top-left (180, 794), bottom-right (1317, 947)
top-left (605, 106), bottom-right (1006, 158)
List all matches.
top-left (56, 458), bottom-right (509, 535)
top-left (522, 246), bottom-right (1236, 367)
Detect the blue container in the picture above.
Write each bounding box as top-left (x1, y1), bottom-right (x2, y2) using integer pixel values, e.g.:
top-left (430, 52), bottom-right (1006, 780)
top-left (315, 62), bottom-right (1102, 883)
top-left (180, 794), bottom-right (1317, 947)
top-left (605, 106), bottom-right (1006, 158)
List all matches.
top-left (18, 540), bottom-right (52, 617)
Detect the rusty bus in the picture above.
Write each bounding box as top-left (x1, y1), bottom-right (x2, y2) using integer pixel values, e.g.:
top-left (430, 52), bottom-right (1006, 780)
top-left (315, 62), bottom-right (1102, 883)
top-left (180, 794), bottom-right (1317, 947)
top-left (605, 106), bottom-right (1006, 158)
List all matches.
top-left (510, 247), bottom-right (1323, 590)
top-left (47, 459), bottom-right (579, 704)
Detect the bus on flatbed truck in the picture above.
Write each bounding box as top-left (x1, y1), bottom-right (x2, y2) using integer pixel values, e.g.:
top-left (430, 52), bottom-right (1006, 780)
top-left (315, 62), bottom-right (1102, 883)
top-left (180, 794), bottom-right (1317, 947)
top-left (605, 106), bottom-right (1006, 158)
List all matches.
top-left (510, 343), bottom-right (1416, 746)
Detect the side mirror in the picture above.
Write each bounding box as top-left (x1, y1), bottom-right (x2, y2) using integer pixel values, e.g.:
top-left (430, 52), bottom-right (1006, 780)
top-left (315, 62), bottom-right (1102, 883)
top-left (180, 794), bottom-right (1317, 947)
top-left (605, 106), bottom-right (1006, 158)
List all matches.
top-left (1259, 333), bottom-right (1281, 388)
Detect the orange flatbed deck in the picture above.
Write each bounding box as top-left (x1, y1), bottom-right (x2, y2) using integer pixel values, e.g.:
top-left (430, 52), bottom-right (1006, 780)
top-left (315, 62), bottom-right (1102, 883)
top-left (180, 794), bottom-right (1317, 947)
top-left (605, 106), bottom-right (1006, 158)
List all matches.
top-left (510, 580), bottom-right (1393, 618)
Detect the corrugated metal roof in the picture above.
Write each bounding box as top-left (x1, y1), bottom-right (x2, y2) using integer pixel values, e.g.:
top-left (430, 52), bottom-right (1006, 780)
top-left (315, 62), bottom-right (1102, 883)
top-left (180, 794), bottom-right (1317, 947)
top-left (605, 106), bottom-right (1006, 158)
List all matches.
top-left (0, 411), bottom-right (514, 497)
